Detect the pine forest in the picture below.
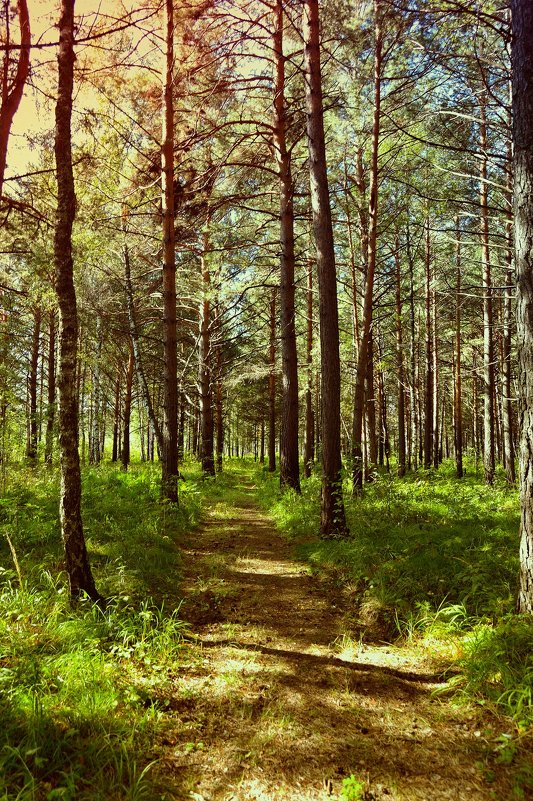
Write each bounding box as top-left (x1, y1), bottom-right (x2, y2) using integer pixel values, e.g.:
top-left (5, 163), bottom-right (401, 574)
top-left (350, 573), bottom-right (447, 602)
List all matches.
top-left (0, 1), bottom-right (532, 799)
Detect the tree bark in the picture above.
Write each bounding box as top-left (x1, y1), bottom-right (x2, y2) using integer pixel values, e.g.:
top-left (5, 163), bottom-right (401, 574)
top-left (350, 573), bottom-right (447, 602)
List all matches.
top-left (274, 0), bottom-right (300, 493)
top-left (268, 286), bottom-right (277, 472)
top-left (394, 234), bottom-right (406, 477)
top-left (303, 0), bottom-right (347, 537)
top-left (511, 0), bottom-right (533, 613)
top-left (26, 305), bottom-right (41, 463)
top-left (454, 218), bottom-right (464, 478)
top-left (44, 308), bottom-right (56, 465)
top-left (215, 302), bottom-right (224, 473)
top-left (161, 0), bottom-right (179, 501)
top-left (89, 316), bottom-right (102, 465)
top-left (121, 343), bottom-right (134, 471)
top-left (407, 223), bottom-right (418, 471)
top-left (0, 0), bottom-right (30, 196)
top-left (54, 0), bottom-right (100, 603)
top-left (303, 256), bottom-right (315, 478)
top-left (352, 0), bottom-right (382, 492)
top-left (123, 241), bottom-right (164, 456)
top-left (198, 230), bottom-right (215, 476)
top-left (111, 367), bottom-right (120, 463)
top-left (423, 218), bottom-right (433, 470)
top-left (480, 91), bottom-right (495, 486)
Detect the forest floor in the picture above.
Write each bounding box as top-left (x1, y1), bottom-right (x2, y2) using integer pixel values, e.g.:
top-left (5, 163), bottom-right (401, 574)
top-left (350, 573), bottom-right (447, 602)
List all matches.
top-left (157, 473), bottom-right (520, 801)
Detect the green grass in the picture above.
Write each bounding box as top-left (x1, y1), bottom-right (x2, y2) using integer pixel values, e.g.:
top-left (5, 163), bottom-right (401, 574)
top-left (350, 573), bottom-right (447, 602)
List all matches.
top-left (255, 458), bottom-right (533, 731)
top-left (0, 460), bottom-right (206, 801)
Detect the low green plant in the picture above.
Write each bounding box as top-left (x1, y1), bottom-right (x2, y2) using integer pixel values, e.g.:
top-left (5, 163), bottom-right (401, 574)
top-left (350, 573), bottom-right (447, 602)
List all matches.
top-left (339, 773), bottom-right (366, 801)
top-left (0, 461), bottom-right (211, 800)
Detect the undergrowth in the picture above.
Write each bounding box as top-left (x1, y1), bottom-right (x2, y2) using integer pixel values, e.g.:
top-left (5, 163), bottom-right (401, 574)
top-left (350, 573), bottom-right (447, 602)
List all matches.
top-left (0, 460), bottom-right (206, 801)
top-left (255, 459), bottom-right (533, 738)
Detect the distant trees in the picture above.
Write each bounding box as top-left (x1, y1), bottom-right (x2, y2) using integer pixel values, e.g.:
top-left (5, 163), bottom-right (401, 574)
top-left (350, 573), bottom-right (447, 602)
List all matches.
top-left (0, 0), bottom-right (530, 591)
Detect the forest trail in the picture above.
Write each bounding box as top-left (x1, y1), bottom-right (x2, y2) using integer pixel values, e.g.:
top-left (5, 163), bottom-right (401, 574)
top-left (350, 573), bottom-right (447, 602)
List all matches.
top-left (159, 475), bottom-right (514, 801)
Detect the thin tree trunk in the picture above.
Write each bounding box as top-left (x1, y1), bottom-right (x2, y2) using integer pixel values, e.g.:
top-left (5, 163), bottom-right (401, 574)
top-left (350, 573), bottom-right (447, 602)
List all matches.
top-left (123, 242), bottom-right (164, 455)
top-left (111, 367), bottom-right (120, 463)
top-left (503, 129), bottom-right (516, 484)
top-left (214, 304), bottom-right (223, 472)
top-left (268, 287), bottom-right (277, 472)
top-left (26, 305), bottom-right (41, 463)
top-left (423, 218), bottom-right (433, 470)
top-left (395, 234), bottom-right (406, 477)
top-left (89, 316), bottom-right (102, 465)
top-left (303, 256), bottom-right (315, 478)
top-left (303, 0), bottom-right (347, 537)
top-left (54, 0), bottom-right (99, 603)
top-left (352, 0), bottom-right (382, 493)
top-left (432, 272), bottom-right (439, 469)
top-left (274, 0), bottom-right (300, 492)
top-left (407, 224), bottom-right (418, 471)
top-left (480, 91), bottom-right (495, 485)
top-left (44, 308), bottom-right (56, 465)
top-left (454, 218), bottom-right (464, 478)
top-left (511, 0), bottom-right (533, 612)
top-left (198, 231), bottom-right (215, 476)
top-left (121, 343), bottom-right (134, 471)
top-left (161, 0), bottom-right (178, 500)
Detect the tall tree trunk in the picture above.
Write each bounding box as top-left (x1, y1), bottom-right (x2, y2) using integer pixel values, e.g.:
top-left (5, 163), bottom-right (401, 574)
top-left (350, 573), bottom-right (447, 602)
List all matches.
top-left (432, 272), bottom-right (439, 469)
top-left (89, 316), bottom-right (102, 465)
top-left (121, 343), bottom-right (134, 471)
top-left (407, 223), bottom-right (418, 471)
top-left (454, 218), bottom-right (464, 478)
top-left (54, 0), bottom-right (99, 603)
top-left (111, 368), bottom-right (120, 463)
top-left (268, 286), bottom-right (277, 472)
top-left (123, 241), bottom-right (164, 456)
top-left (44, 308), bottom-right (56, 465)
top-left (0, 0), bottom-right (30, 196)
top-left (161, 0), bottom-right (178, 501)
top-left (198, 231), bottom-right (215, 476)
top-left (511, 0), bottom-right (533, 613)
top-left (214, 303), bottom-right (223, 472)
top-left (503, 130), bottom-right (516, 484)
top-left (395, 234), bottom-right (406, 477)
top-left (480, 91), bottom-right (495, 485)
top-left (274, 0), bottom-right (300, 492)
top-left (303, 0), bottom-right (347, 537)
top-left (423, 218), bottom-right (434, 470)
top-left (303, 256), bottom-right (315, 478)
top-left (178, 386), bottom-right (186, 462)
top-left (26, 305), bottom-right (41, 463)
top-left (352, 0), bottom-right (382, 493)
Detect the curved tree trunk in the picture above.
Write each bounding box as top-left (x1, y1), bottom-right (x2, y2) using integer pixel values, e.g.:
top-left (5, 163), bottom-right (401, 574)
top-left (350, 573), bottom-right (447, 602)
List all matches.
top-left (54, 0), bottom-right (100, 603)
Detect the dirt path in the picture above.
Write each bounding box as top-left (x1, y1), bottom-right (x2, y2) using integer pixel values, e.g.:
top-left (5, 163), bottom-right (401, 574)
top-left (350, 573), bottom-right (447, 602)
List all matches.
top-left (159, 478), bottom-right (516, 801)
